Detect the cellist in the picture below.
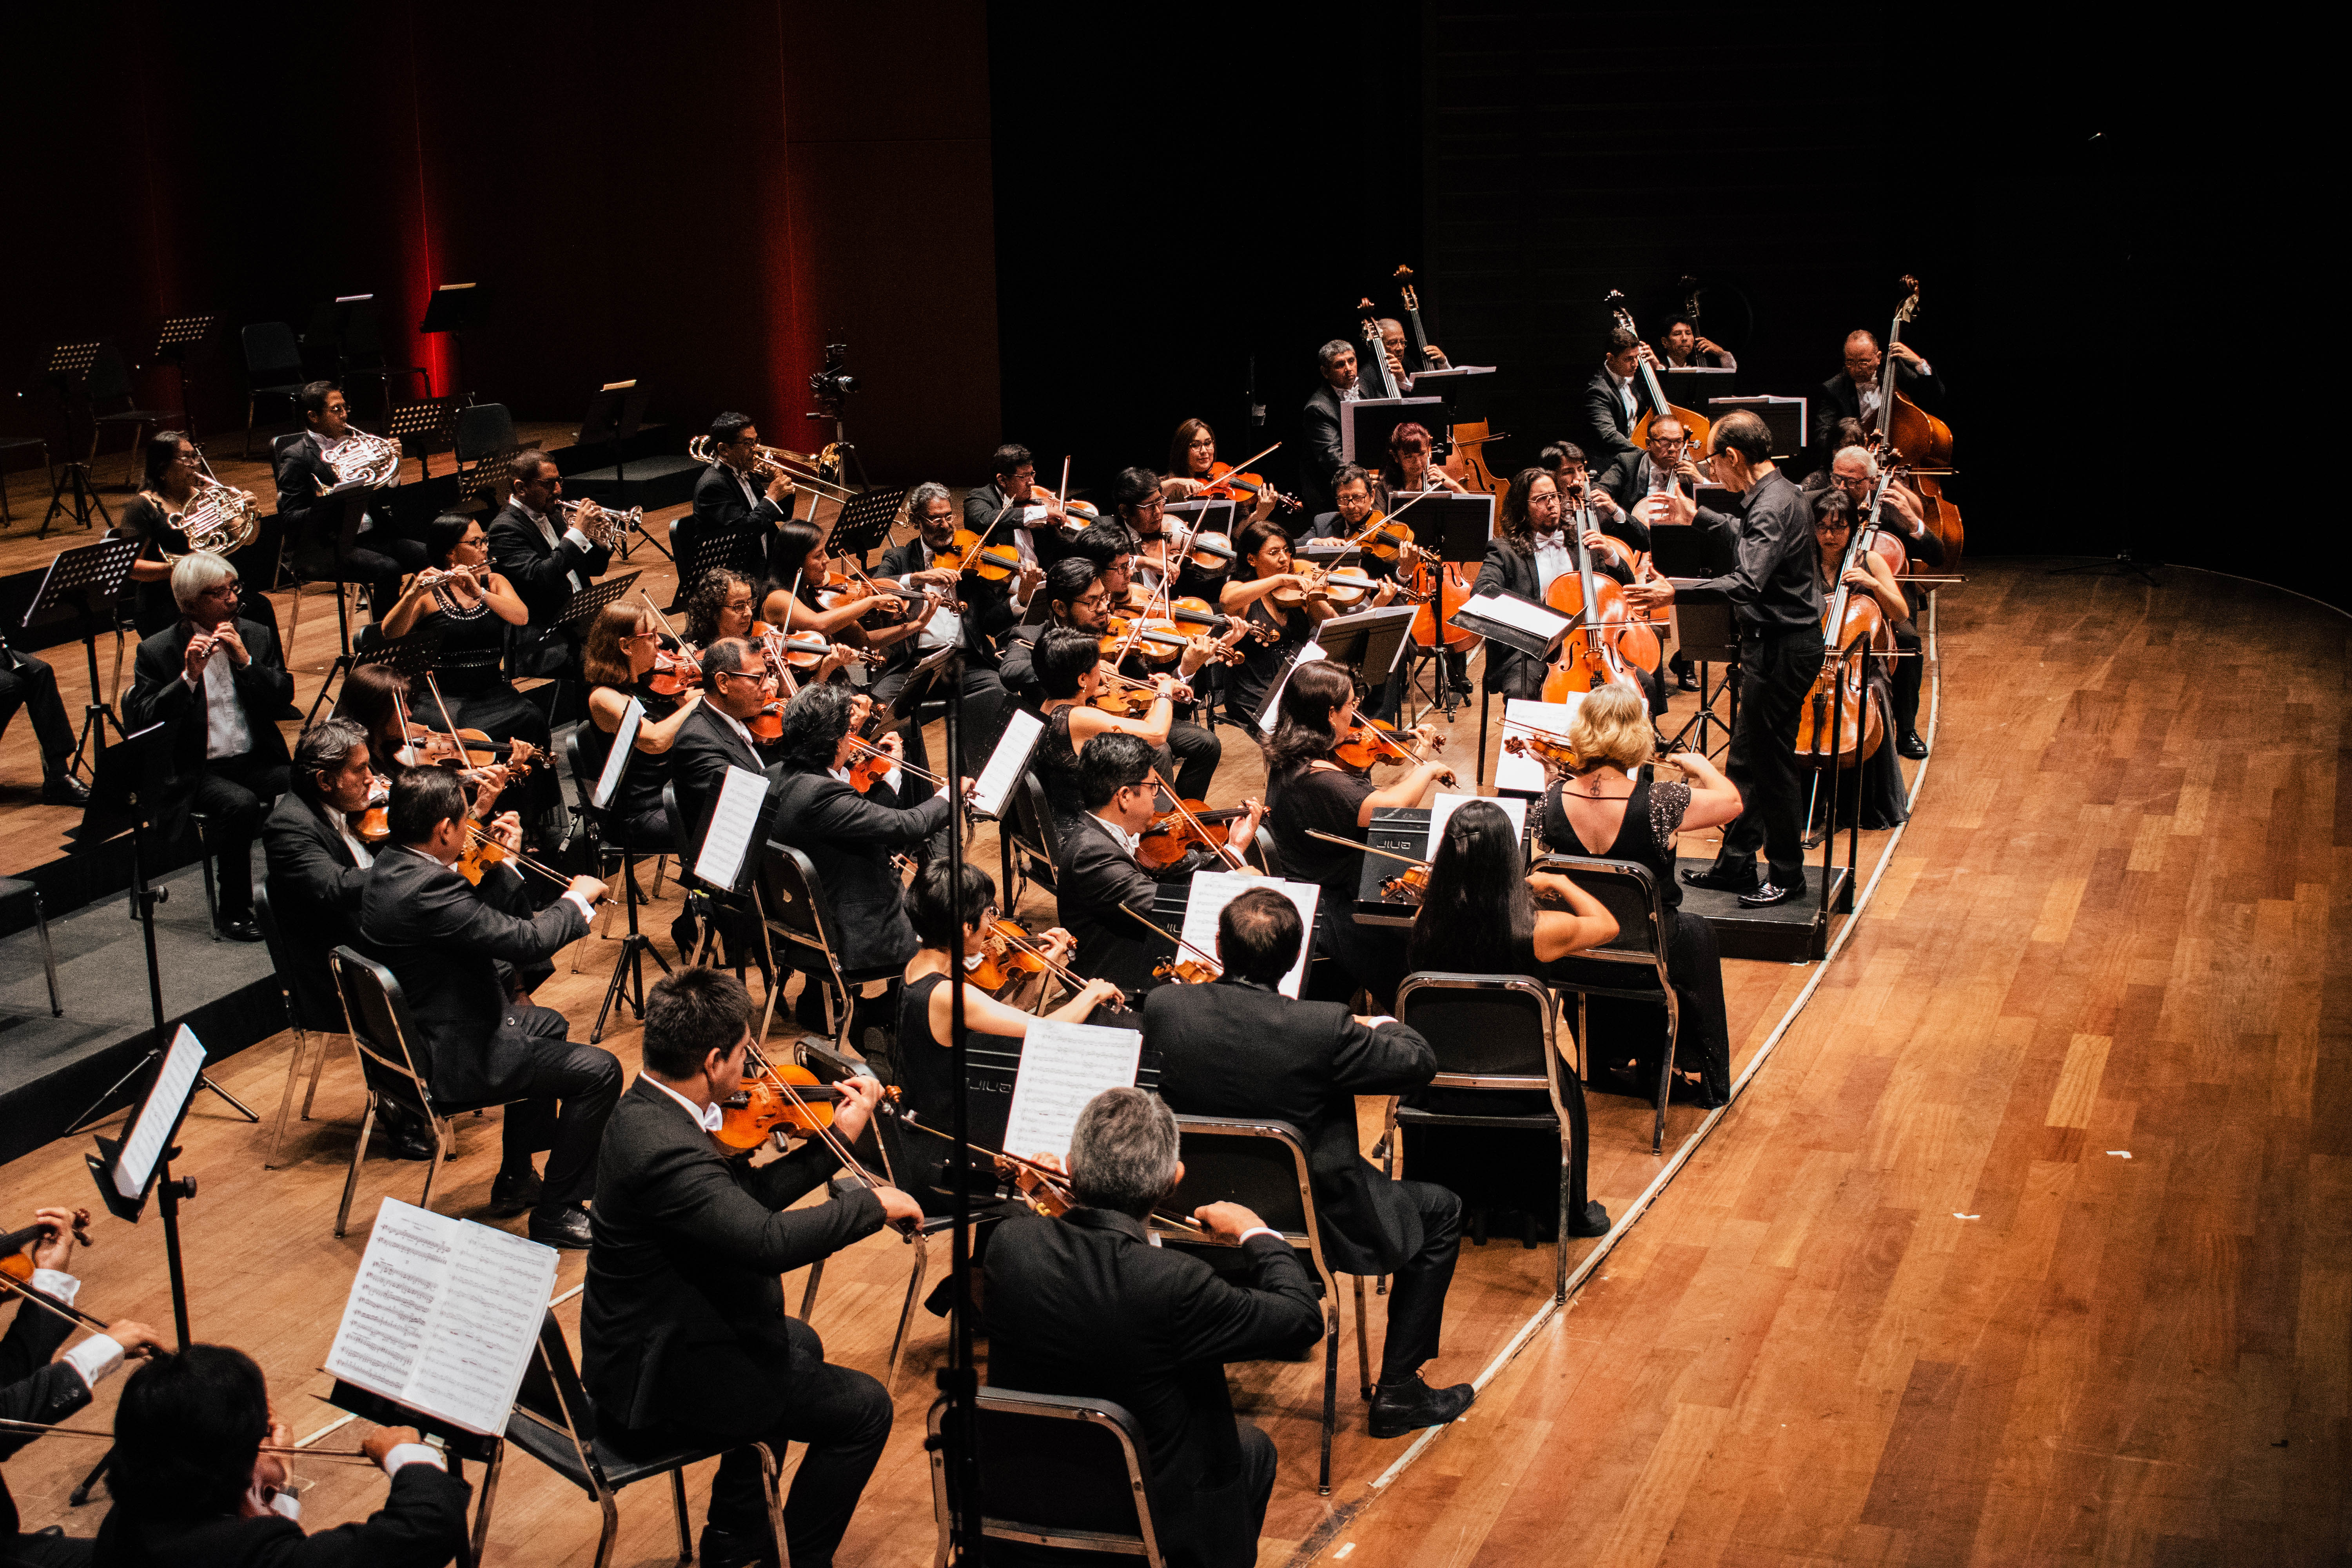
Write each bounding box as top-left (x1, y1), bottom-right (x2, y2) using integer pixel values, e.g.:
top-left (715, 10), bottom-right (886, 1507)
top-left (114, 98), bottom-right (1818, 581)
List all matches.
top-left (1622, 410), bottom-right (1822, 909)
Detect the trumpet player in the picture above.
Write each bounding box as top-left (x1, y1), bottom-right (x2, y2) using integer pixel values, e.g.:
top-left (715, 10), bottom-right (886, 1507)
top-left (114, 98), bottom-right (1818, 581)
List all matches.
top-left (113, 432), bottom-right (281, 648)
top-left (274, 383), bottom-right (421, 621)
top-left (675, 411), bottom-right (797, 603)
top-left (490, 450), bottom-right (614, 681)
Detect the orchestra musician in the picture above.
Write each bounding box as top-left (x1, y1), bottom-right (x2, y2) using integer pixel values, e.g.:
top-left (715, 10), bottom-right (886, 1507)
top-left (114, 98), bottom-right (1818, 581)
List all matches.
top-left (1577, 326), bottom-right (1655, 469)
top-left (580, 601), bottom-right (705, 848)
top-left (1404, 799), bottom-right (1620, 973)
top-left (1145, 887), bottom-right (1477, 1439)
top-left (581, 966), bottom-right (918, 1568)
top-left (760, 520), bottom-right (926, 653)
top-left (1817, 442), bottom-right (1935, 758)
top-left (1025, 625), bottom-right (1189, 833)
top-left (1810, 488), bottom-right (1912, 829)
top-left (122, 556), bottom-right (293, 942)
top-left (1595, 418), bottom-right (1695, 539)
top-left (1260, 662), bottom-right (1452, 1007)
top-left (1820, 329), bottom-right (1943, 447)
top-left (488, 449), bottom-right (613, 681)
top-left (1657, 315), bottom-right (1737, 371)
top-left (273, 383), bottom-right (420, 621)
top-left (1624, 409), bottom-right (1823, 908)
top-left (91, 1343), bottom-right (470, 1568)
top-left (111, 433), bottom-right (276, 644)
top-left (1, 1206), bottom-right (165, 1568)
top-left (1163, 422), bottom-right (1278, 525)
top-left (869, 481), bottom-right (1012, 763)
top-left (1300, 461), bottom-right (1380, 544)
top-left (356, 767), bottom-right (618, 1247)
top-left (1474, 466), bottom-right (1612, 702)
top-left (1116, 466), bottom-right (1239, 602)
top-left (678, 412), bottom-right (798, 603)
top-left (963, 443), bottom-right (1069, 580)
top-left (1534, 684), bottom-right (1743, 1106)
top-left (1298, 339), bottom-right (1363, 518)
top-left (1220, 519), bottom-right (1399, 725)
top-left (1372, 316), bottom-right (1448, 392)
top-left (666, 637), bottom-right (786, 844)
top-left (0, 626), bottom-right (88, 807)
top-left (978, 1086), bottom-right (1324, 1568)
top-left (1057, 732), bottom-right (1266, 997)
top-left (1381, 421), bottom-right (1466, 499)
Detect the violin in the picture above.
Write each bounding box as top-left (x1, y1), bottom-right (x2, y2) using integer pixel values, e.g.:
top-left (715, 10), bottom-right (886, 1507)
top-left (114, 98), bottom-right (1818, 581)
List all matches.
top-left (1347, 509), bottom-right (1425, 563)
top-left (1162, 595), bottom-right (1269, 644)
top-left (1379, 863), bottom-right (1432, 904)
top-left (1201, 461), bottom-right (1299, 514)
top-left (1151, 956), bottom-right (1220, 985)
top-left (1333, 716), bottom-right (1436, 772)
top-left (345, 775), bottom-right (392, 844)
top-left (746, 699), bottom-right (785, 743)
top-left (1099, 616), bottom-right (1193, 665)
top-left (1135, 794), bottom-right (1253, 871)
top-left (648, 645), bottom-right (704, 696)
top-left (1503, 731), bottom-right (1579, 773)
top-left (715, 1057), bottom-right (900, 1150)
top-left (933, 528), bottom-right (1022, 581)
top-left (1184, 530), bottom-right (1237, 572)
top-left (0, 1213), bottom-right (115, 1336)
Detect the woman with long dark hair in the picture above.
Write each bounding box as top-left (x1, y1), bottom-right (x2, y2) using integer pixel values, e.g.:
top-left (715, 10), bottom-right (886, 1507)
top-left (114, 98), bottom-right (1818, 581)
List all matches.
top-left (579, 600), bottom-right (704, 847)
top-left (1403, 799), bottom-right (1616, 975)
top-left (1031, 624), bottom-right (1181, 828)
top-left (759, 519), bottom-right (933, 656)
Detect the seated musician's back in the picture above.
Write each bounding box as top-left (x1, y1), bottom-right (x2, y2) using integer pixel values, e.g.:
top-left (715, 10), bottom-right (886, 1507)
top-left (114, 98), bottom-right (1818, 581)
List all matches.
top-left (981, 1087), bottom-right (1323, 1568)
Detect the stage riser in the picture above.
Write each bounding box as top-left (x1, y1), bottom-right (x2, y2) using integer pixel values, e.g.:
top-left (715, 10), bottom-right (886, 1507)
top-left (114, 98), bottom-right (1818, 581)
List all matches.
top-left (1676, 860), bottom-right (1853, 964)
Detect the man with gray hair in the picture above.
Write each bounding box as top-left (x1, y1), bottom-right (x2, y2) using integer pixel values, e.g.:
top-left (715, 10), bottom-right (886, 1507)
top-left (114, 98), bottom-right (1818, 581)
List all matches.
top-left (870, 480), bottom-right (1010, 773)
top-left (1298, 338), bottom-right (1363, 517)
top-left (981, 1085), bottom-right (1322, 1568)
top-left (123, 555), bottom-right (293, 941)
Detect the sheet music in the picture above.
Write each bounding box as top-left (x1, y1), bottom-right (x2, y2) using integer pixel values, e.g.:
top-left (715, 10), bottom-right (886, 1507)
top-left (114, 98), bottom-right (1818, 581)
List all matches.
top-left (1495, 698), bottom-right (1585, 797)
top-left (969, 708), bottom-right (1044, 820)
top-left (1460, 590), bottom-right (1571, 642)
top-left (323, 1199), bottom-right (559, 1437)
top-left (694, 764), bottom-right (770, 889)
top-left (592, 698), bottom-right (643, 809)
top-left (1426, 791), bottom-right (1526, 859)
top-left (1256, 646), bottom-right (1325, 733)
top-left (114, 1025), bottom-right (205, 1200)
top-left (1000, 1020), bottom-right (1144, 1161)
top-left (1178, 871), bottom-right (1319, 998)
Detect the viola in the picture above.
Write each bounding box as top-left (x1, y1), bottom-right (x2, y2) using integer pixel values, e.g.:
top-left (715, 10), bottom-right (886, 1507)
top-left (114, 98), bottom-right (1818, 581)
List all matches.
top-left (1164, 595), bottom-right (1269, 643)
top-left (933, 528), bottom-right (1022, 581)
top-left (1151, 956), bottom-right (1220, 985)
top-left (1184, 531), bottom-right (1237, 572)
top-left (1503, 731), bottom-right (1579, 773)
top-left (1342, 508), bottom-right (1425, 563)
top-left (1100, 616), bottom-right (1192, 665)
top-left (1334, 717), bottom-right (1443, 773)
top-left (1135, 798), bottom-right (1252, 871)
top-left (648, 645), bottom-right (703, 696)
top-left (0, 1214), bottom-right (114, 1336)
top-left (715, 1057), bottom-right (902, 1151)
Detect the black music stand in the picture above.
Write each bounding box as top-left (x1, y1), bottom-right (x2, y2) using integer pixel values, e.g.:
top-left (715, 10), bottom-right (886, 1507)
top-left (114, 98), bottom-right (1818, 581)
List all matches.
top-left (307, 625), bottom-right (442, 726)
top-left (151, 315), bottom-right (216, 435)
top-left (826, 483), bottom-right (910, 566)
top-left (83, 1024), bottom-right (209, 1348)
top-left (578, 381), bottom-right (653, 555)
top-left (387, 396), bottom-right (456, 482)
top-left (1164, 498), bottom-right (1238, 536)
top-left (1341, 396), bottom-right (1445, 469)
top-left (1401, 493), bottom-right (1495, 723)
top-left (1454, 591), bottom-right (1570, 787)
top-left (1312, 604), bottom-right (1418, 689)
top-left (552, 570), bottom-right (643, 641)
top-left (1399, 366), bottom-right (1497, 448)
top-left (417, 282), bottom-right (486, 401)
top-left (40, 341), bottom-right (108, 535)
top-left (1659, 585), bottom-right (1737, 759)
top-left (23, 535), bottom-right (140, 781)
top-left (680, 526), bottom-right (765, 603)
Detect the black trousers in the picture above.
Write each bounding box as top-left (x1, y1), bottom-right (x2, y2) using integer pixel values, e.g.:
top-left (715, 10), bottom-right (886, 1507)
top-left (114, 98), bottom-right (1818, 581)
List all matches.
top-left (187, 750), bottom-right (289, 919)
top-left (1378, 1180), bottom-right (1463, 1385)
top-left (1713, 629), bottom-right (1824, 888)
top-left (298, 533), bottom-right (426, 620)
top-left (870, 658), bottom-right (1009, 780)
top-left (1161, 717), bottom-right (1220, 803)
top-left (497, 1007), bottom-right (621, 1208)
top-left (0, 648), bottom-right (75, 763)
top-left (687, 1316), bottom-right (893, 1566)
top-left (0, 1529), bottom-right (91, 1567)
top-left (1891, 622), bottom-right (1923, 733)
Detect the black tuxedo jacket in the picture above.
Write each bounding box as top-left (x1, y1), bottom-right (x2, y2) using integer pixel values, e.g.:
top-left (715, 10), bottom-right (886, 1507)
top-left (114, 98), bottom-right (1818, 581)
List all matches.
top-left (767, 768), bottom-right (948, 973)
top-left (1597, 450), bottom-right (1695, 534)
top-left (123, 617), bottom-right (294, 778)
top-left (486, 501), bottom-right (612, 621)
top-left (1144, 978), bottom-right (1435, 1275)
top-left (1299, 385), bottom-right (1346, 516)
top-left (89, 1463), bottom-right (471, 1568)
top-left (2, 1292), bottom-right (90, 1540)
top-left (879, 536), bottom-right (1013, 664)
top-left (581, 1076), bottom-right (882, 1434)
top-left (1468, 539), bottom-right (1551, 691)
top-left (981, 1208), bottom-right (1321, 1568)
top-left (672, 463), bottom-right (785, 590)
top-left (355, 848), bottom-right (588, 1103)
top-left (1817, 359), bottom-right (1945, 445)
top-left (1579, 367), bottom-right (1641, 467)
top-left (1054, 813), bottom-right (1219, 998)
top-left (272, 431), bottom-right (342, 548)
top-left (667, 703), bottom-right (778, 854)
top-left (261, 793), bottom-right (369, 1029)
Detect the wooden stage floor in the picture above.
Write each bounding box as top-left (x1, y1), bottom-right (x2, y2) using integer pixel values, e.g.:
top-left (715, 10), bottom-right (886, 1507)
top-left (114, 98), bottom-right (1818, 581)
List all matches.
top-left (1, 560), bottom-right (2341, 1565)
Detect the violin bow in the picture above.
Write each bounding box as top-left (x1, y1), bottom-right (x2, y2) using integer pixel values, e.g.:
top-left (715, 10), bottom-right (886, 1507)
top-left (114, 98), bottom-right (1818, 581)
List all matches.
top-left (0, 1267), bottom-right (113, 1335)
top-left (845, 735), bottom-right (948, 788)
top-left (1303, 827), bottom-right (1430, 869)
top-left (459, 821), bottom-right (573, 890)
top-left (750, 1056), bottom-right (916, 1242)
top-left (889, 1118), bottom-right (1219, 1245)
top-left (1116, 904), bottom-right (1227, 976)
top-left (639, 590), bottom-right (688, 645)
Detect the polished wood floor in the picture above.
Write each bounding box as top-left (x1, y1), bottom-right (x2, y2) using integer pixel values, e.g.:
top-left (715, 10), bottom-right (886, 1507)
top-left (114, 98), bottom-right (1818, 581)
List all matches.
top-left (4, 560), bottom-right (2336, 1565)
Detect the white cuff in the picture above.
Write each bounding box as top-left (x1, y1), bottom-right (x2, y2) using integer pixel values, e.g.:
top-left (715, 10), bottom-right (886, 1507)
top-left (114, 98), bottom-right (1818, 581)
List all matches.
top-left (1362, 1015), bottom-right (1397, 1030)
top-left (63, 1334), bottom-right (126, 1392)
top-left (1237, 1227), bottom-right (1283, 1245)
top-left (563, 890), bottom-right (596, 921)
top-left (563, 527), bottom-right (594, 552)
top-left (381, 1442), bottom-right (446, 1475)
top-left (883, 766), bottom-right (904, 794)
top-left (31, 1269), bottom-right (80, 1305)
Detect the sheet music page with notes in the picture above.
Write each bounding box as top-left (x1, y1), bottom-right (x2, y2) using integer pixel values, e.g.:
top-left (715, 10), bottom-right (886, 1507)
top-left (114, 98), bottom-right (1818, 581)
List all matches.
top-left (970, 708), bottom-right (1043, 820)
top-left (322, 1198), bottom-right (559, 1437)
top-left (694, 764), bottom-right (770, 889)
top-left (1000, 1020), bottom-right (1144, 1162)
top-left (592, 697), bottom-right (643, 809)
top-left (113, 1025), bottom-right (205, 1200)
top-left (1178, 871), bottom-right (1320, 997)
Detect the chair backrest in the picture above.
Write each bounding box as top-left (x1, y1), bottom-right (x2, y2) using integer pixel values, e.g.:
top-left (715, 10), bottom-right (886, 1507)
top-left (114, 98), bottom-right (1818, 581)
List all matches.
top-left (511, 1309), bottom-right (611, 1488)
top-left (456, 402), bottom-right (517, 461)
top-left (660, 780), bottom-right (701, 872)
top-left (928, 1389), bottom-right (1166, 1567)
top-left (1396, 972), bottom-right (1555, 1088)
top-left (84, 345), bottom-right (132, 404)
top-left (1164, 1115), bottom-right (1338, 1291)
top-left (328, 946), bottom-right (438, 1123)
top-left (564, 728), bottom-right (608, 842)
top-left (243, 321), bottom-right (303, 381)
top-left (1529, 855), bottom-right (1673, 994)
top-left (1010, 772), bottom-right (1059, 881)
top-left (254, 884), bottom-right (340, 1034)
top-left (755, 840), bottom-right (844, 968)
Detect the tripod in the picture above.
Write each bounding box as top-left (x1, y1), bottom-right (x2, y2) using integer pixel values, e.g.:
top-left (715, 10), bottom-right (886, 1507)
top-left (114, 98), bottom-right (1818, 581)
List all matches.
top-left (40, 342), bottom-right (109, 535)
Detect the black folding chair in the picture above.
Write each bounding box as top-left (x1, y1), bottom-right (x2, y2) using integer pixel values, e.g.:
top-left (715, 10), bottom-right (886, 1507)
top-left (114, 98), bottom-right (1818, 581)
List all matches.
top-left (327, 947), bottom-right (527, 1236)
top-left (1001, 771), bottom-right (1060, 908)
top-left (926, 1388), bottom-right (1168, 1567)
top-left (1392, 972), bottom-right (1607, 1300)
top-left (82, 346), bottom-right (176, 488)
top-left (271, 430), bottom-right (361, 664)
top-left (255, 886), bottom-right (347, 1167)
top-left (755, 842), bottom-right (901, 1058)
top-left (1162, 1114), bottom-right (1361, 1495)
top-left (240, 322), bottom-right (307, 457)
top-left (492, 1308), bottom-right (788, 1568)
top-left (1532, 854), bottom-right (1682, 1153)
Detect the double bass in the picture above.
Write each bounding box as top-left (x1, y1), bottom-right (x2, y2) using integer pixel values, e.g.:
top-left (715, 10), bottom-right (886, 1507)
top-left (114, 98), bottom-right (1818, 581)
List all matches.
top-left (1396, 266), bottom-right (1505, 498)
top-left (1876, 275), bottom-right (1964, 570)
top-left (1794, 468), bottom-right (1895, 769)
top-left (1357, 297), bottom-right (1401, 399)
top-left (1612, 291), bottom-right (1712, 452)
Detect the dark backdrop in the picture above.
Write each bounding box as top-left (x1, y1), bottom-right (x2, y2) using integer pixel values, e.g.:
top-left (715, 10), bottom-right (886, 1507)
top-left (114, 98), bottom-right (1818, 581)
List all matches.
top-left (2, 1), bottom-right (998, 483)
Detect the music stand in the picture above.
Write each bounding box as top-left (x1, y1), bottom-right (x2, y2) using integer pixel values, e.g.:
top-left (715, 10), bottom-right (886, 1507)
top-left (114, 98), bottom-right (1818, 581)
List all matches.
top-left (552, 570), bottom-right (643, 641)
top-left (1452, 590), bottom-right (1572, 785)
top-left (681, 525), bottom-right (765, 595)
top-left (1399, 366), bottom-right (1496, 439)
top-left (23, 535), bottom-right (140, 780)
top-left (151, 315), bottom-right (216, 435)
top-left (579, 380), bottom-right (652, 553)
top-left (1340, 396), bottom-right (1445, 467)
top-left (1661, 584), bottom-right (1738, 759)
top-left (307, 625), bottom-right (442, 726)
top-left (1164, 498), bottom-right (1238, 536)
top-left (1312, 604), bottom-right (1418, 688)
top-left (387, 396), bottom-right (457, 482)
top-left (826, 483), bottom-right (911, 566)
top-left (417, 282), bottom-right (486, 400)
top-left (1399, 492), bottom-right (1494, 722)
top-left (40, 341), bottom-right (108, 534)
top-left (83, 1024), bottom-right (209, 1347)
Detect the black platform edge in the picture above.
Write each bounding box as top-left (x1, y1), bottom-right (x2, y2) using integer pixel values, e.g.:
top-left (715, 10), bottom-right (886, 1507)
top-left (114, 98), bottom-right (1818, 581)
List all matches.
top-left (0, 833), bottom-right (211, 940)
top-left (560, 454), bottom-right (702, 512)
top-left (1676, 858), bottom-right (1853, 964)
top-left (0, 973), bottom-right (286, 1167)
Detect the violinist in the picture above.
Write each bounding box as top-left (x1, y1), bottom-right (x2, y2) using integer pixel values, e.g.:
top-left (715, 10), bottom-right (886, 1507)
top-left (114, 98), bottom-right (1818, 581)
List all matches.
top-left (684, 566), bottom-right (757, 650)
top-left (869, 481), bottom-right (1012, 762)
top-left (1163, 422), bottom-right (1278, 524)
top-left (677, 411), bottom-right (798, 597)
top-left (1820, 329), bottom-right (1943, 443)
top-left (1578, 326), bottom-right (1654, 468)
top-left (488, 450), bottom-right (613, 680)
top-left (91, 1343), bottom-right (470, 1568)
top-left (581, 602), bottom-right (706, 848)
top-left (358, 767), bottom-right (617, 1247)
top-left (2, 1206), bottom-right (166, 1568)
top-left (666, 638), bottom-right (786, 846)
top-left (978, 1087), bottom-right (1323, 1568)
top-left (1118, 465), bottom-right (1238, 601)
top-left (1820, 444), bottom-right (1934, 758)
top-left (1145, 888), bottom-right (1477, 1440)
top-left (1057, 732), bottom-right (1265, 997)
top-left (582, 967), bottom-right (916, 1568)
top-left (1220, 519), bottom-right (1372, 724)
top-left (1810, 488), bottom-right (1911, 828)
top-left (1029, 625), bottom-right (1187, 831)
top-left (1298, 339), bottom-right (1363, 517)
top-left (1261, 662), bottom-right (1452, 1006)
top-left (899, 862), bottom-right (1125, 1201)
top-left (964, 442), bottom-right (1069, 578)
top-left (761, 520), bottom-right (931, 659)
top-left (1403, 799), bottom-right (1620, 975)
top-left (1657, 315), bottom-right (1736, 371)
top-left (1535, 684), bottom-right (1742, 1106)
top-left (122, 555), bottom-right (293, 943)
top-left (1623, 410), bottom-right (1822, 908)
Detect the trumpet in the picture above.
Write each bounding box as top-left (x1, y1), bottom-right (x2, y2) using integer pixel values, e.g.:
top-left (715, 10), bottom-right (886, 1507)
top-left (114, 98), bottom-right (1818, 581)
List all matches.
top-left (164, 470), bottom-right (261, 560)
top-left (686, 434), bottom-right (856, 501)
top-left (316, 427), bottom-right (403, 489)
top-left (558, 497), bottom-right (643, 550)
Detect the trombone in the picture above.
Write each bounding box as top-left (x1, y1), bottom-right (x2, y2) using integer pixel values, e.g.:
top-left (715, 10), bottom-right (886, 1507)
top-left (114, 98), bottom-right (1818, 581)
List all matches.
top-left (686, 434), bottom-right (856, 501)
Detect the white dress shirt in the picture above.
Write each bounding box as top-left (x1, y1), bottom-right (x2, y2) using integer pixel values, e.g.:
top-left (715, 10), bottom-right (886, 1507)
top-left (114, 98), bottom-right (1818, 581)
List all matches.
top-left (188, 641), bottom-right (252, 760)
top-left (30, 1270), bottom-right (128, 1392)
top-left (515, 497), bottom-right (590, 594)
top-left (318, 800), bottom-right (375, 869)
top-left (1531, 529), bottom-right (1576, 595)
top-left (1087, 810), bottom-right (1142, 857)
top-left (642, 1070), bottom-right (726, 1132)
top-left (1611, 370), bottom-right (1637, 424)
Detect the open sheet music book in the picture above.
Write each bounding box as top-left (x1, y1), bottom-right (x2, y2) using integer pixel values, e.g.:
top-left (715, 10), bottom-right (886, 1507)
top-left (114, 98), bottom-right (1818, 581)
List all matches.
top-left (1001, 1020), bottom-right (1144, 1161)
top-left (322, 1198), bottom-right (560, 1437)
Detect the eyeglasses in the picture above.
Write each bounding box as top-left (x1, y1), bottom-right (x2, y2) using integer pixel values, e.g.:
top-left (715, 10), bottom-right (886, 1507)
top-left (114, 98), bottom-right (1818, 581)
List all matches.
top-left (1188, 438), bottom-right (1215, 450)
top-left (1074, 592), bottom-right (1110, 609)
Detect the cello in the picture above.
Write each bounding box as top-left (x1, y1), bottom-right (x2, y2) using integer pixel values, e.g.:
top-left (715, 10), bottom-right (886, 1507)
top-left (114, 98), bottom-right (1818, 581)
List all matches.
top-left (1541, 501), bottom-right (1646, 703)
top-left (1793, 472), bottom-right (1892, 770)
top-left (1612, 291), bottom-right (1712, 452)
top-left (1399, 266), bottom-right (1507, 498)
top-left (1876, 275), bottom-right (1964, 570)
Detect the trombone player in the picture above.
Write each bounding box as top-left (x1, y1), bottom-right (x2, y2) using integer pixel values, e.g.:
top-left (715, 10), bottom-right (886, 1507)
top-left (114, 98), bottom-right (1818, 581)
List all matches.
top-left (675, 411), bottom-right (798, 604)
top-left (273, 382), bottom-right (420, 622)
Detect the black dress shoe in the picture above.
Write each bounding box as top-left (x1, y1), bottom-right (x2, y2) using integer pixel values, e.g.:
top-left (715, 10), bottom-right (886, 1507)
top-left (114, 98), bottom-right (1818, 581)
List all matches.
top-left (1675, 668), bottom-right (1700, 692)
top-left (1368, 1375), bottom-right (1475, 1438)
top-left (1680, 865), bottom-right (1759, 895)
top-left (491, 1167), bottom-right (546, 1216)
top-left (697, 1523), bottom-right (779, 1568)
top-left (379, 1121), bottom-right (434, 1161)
top-left (216, 915), bottom-right (263, 942)
top-left (41, 772), bottom-right (91, 806)
top-left (1738, 881), bottom-right (1804, 909)
top-left (1896, 729), bottom-right (1929, 759)
top-left (528, 1204), bottom-right (593, 1249)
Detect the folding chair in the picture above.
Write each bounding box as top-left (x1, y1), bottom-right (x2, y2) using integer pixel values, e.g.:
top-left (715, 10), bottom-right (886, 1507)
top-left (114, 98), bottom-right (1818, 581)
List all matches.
top-left (1000, 771), bottom-right (1060, 909)
top-left (240, 322), bottom-right (307, 457)
top-left (927, 1388), bottom-right (1168, 1567)
top-left (254, 886), bottom-right (345, 1166)
top-left (1532, 854), bottom-right (1682, 1153)
top-left (755, 842), bottom-right (901, 1058)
